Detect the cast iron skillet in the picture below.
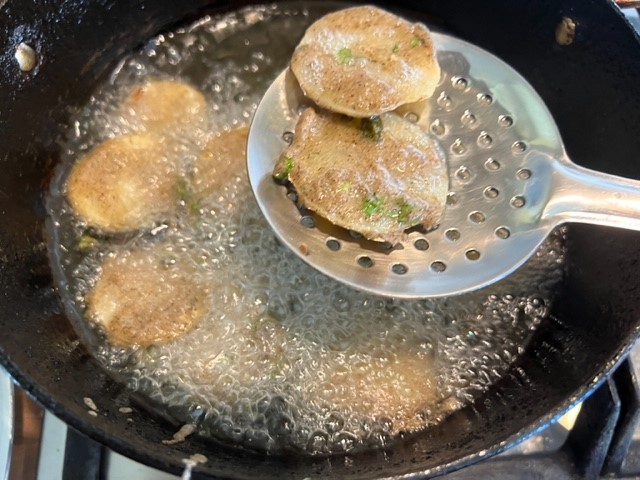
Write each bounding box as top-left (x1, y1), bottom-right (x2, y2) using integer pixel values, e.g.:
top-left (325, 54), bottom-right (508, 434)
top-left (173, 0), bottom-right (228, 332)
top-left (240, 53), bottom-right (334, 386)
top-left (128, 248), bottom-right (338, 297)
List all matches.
top-left (1, 0), bottom-right (640, 478)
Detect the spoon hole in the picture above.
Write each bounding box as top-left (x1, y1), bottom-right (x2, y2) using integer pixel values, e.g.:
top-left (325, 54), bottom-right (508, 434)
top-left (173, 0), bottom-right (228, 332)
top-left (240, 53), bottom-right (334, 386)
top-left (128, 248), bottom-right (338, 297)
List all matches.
top-left (484, 186), bottom-right (500, 199)
top-left (477, 93), bottom-right (493, 105)
top-left (452, 76), bottom-right (469, 90)
top-left (414, 238), bottom-right (430, 251)
top-left (477, 131), bottom-right (493, 148)
top-left (498, 115), bottom-right (514, 128)
top-left (300, 215), bottom-right (316, 228)
top-left (282, 131), bottom-right (294, 144)
top-left (484, 158), bottom-right (500, 171)
top-left (391, 263), bottom-right (408, 275)
top-left (357, 256), bottom-right (374, 268)
top-left (431, 261), bottom-right (447, 273)
top-left (451, 139), bottom-right (467, 155)
top-left (468, 211), bottom-right (486, 224)
top-left (510, 196), bottom-right (526, 208)
top-left (445, 229), bottom-right (461, 242)
top-left (326, 239), bottom-right (341, 251)
top-left (516, 168), bottom-right (532, 180)
top-left (495, 227), bottom-right (511, 239)
top-left (430, 119), bottom-right (445, 136)
top-left (512, 141), bottom-right (527, 154)
top-left (461, 110), bottom-right (477, 128)
top-left (455, 167), bottom-right (472, 182)
top-left (404, 112), bottom-right (419, 123)
top-left (465, 249), bottom-right (481, 261)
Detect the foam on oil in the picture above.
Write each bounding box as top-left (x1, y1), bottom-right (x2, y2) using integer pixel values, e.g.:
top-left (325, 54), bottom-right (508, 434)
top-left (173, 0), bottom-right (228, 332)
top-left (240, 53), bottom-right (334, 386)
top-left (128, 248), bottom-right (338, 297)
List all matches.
top-left (47, 3), bottom-right (567, 455)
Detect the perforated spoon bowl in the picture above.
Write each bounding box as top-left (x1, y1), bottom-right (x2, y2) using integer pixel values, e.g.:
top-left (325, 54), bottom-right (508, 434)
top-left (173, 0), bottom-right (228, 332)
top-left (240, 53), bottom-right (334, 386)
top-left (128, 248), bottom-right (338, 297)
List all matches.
top-left (247, 32), bottom-right (640, 298)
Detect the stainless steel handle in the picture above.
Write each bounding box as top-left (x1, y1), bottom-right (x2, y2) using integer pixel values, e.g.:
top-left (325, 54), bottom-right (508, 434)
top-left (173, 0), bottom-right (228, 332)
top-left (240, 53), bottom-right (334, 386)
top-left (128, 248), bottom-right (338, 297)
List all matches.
top-left (545, 161), bottom-right (640, 231)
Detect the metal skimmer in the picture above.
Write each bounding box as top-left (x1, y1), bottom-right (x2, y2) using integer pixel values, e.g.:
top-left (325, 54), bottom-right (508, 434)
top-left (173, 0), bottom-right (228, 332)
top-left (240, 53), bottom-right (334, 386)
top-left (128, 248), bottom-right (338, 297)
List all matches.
top-left (247, 32), bottom-right (640, 298)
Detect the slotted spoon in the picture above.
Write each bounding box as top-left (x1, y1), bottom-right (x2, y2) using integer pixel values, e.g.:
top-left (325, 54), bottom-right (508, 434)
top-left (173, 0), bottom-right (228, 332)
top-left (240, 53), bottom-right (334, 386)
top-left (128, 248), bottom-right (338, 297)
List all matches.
top-left (247, 32), bottom-right (640, 298)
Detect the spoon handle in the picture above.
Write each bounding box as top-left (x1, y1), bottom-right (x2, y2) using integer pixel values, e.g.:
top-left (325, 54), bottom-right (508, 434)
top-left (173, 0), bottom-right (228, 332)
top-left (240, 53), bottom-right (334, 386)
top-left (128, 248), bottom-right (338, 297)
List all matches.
top-left (545, 160), bottom-right (640, 231)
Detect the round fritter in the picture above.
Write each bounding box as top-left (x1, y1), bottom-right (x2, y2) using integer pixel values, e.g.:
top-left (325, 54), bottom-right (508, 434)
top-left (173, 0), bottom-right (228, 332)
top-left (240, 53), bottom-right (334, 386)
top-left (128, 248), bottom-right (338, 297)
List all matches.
top-left (312, 349), bottom-right (439, 432)
top-left (276, 108), bottom-right (448, 243)
top-left (86, 245), bottom-right (209, 347)
top-left (192, 125), bottom-right (248, 199)
top-left (66, 133), bottom-right (180, 233)
top-left (290, 6), bottom-right (441, 117)
top-left (119, 80), bottom-right (208, 140)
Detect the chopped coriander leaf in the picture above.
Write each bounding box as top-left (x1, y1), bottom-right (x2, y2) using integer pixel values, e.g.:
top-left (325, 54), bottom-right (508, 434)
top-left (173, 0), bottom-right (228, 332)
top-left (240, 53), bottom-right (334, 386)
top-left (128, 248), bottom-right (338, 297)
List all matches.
top-left (283, 155), bottom-right (294, 173)
top-left (388, 201), bottom-right (414, 224)
top-left (273, 155), bottom-right (294, 182)
top-left (336, 47), bottom-right (354, 64)
top-left (176, 178), bottom-right (200, 215)
top-left (392, 43), bottom-right (400, 54)
top-left (362, 194), bottom-right (385, 217)
top-left (188, 198), bottom-right (201, 216)
top-left (360, 116), bottom-right (383, 141)
top-left (411, 35), bottom-right (424, 48)
top-left (78, 234), bottom-right (99, 250)
top-left (176, 177), bottom-right (200, 215)
top-left (176, 178), bottom-right (190, 202)
top-left (338, 181), bottom-right (352, 193)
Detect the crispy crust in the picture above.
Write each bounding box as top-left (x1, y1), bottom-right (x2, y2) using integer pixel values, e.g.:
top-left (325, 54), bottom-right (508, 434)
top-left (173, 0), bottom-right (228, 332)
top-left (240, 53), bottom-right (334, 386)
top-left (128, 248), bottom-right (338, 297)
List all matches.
top-left (66, 133), bottom-right (180, 232)
top-left (281, 108), bottom-right (448, 243)
top-left (120, 80), bottom-right (208, 138)
top-left (192, 125), bottom-right (249, 199)
top-left (290, 5), bottom-right (441, 117)
top-left (86, 246), bottom-right (208, 347)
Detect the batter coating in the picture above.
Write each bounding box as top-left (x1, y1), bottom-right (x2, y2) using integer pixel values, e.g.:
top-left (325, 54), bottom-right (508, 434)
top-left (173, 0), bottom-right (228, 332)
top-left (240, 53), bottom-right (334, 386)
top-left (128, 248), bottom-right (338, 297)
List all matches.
top-left (192, 125), bottom-right (249, 200)
top-left (290, 5), bottom-right (441, 117)
top-left (66, 133), bottom-right (181, 233)
top-left (86, 245), bottom-right (209, 347)
top-left (276, 108), bottom-right (448, 243)
top-left (119, 80), bottom-right (208, 141)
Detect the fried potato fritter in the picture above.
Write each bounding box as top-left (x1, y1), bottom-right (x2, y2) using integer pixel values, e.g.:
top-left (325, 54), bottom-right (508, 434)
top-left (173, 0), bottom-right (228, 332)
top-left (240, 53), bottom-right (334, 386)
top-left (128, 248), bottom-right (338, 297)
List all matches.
top-left (120, 80), bottom-right (208, 140)
top-left (86, 246), bottom-right (208, 347)
top-left (290, 5), bottom-right (441, 117)
top-left (66, 133), bottom-right (180, 233)
top-left (276, 108), bottom-right (448, 243)
top-left (192, 125), bottom-right (249, 200)
top-left (313, 349), bottom-right (438, 431)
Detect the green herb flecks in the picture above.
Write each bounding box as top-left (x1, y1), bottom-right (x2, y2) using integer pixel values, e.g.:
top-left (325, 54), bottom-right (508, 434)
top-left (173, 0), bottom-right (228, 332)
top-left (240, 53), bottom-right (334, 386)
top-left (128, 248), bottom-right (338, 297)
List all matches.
top-left (388, 201), bottom-right (414, 224)
top-left (392, 43), bottom-right (400, 54)
top-left (176, 177), bottom-right (190, 202)
top-left (411, 35), bottom-right (424, 48)
top-left (176, 178), bottom-right (201, 216)
top-left (362, 195), bottom-right (415, 224)
top-left (360, 116), bottom-right (383, 142)
top-left (362, 194), bottom-right (385, 217)
top-left (273, 155), bottom-right (294, 183)
top-left (77, 234), bottom-right (99, 251)
top-left (336, 47), bottom-right (354, 64)
top-left (338, 181), bottom-right (352, 193)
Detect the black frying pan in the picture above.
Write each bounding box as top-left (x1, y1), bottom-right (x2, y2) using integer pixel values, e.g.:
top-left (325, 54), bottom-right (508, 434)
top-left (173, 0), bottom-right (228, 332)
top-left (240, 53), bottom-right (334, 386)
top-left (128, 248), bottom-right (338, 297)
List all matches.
top-left (1, 0), bottom-right (640, 478)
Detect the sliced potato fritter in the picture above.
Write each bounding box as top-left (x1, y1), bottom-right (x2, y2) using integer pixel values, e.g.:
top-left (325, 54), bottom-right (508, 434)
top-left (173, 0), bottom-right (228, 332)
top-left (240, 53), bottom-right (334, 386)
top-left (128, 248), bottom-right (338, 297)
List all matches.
top-left (66, 133), bottom-right (180, 233)
top-left (278, 108), bottom-right (448, 243)
top-left (120, 80), bottom-right (208, 140)
top-left (313, 348), bottom-right (438, 432)
top-left (290, 5), bottom-right (441, 117)
top-left (192, 125), bottom-right (249, 200)
top-left (86, 246), bottom-right (208, 347)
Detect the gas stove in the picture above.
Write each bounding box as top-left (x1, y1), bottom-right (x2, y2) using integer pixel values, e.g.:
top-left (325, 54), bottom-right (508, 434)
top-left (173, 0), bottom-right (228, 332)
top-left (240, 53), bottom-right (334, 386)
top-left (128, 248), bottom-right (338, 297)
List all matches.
top-left (2, 6), bottom-right (640, 480)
